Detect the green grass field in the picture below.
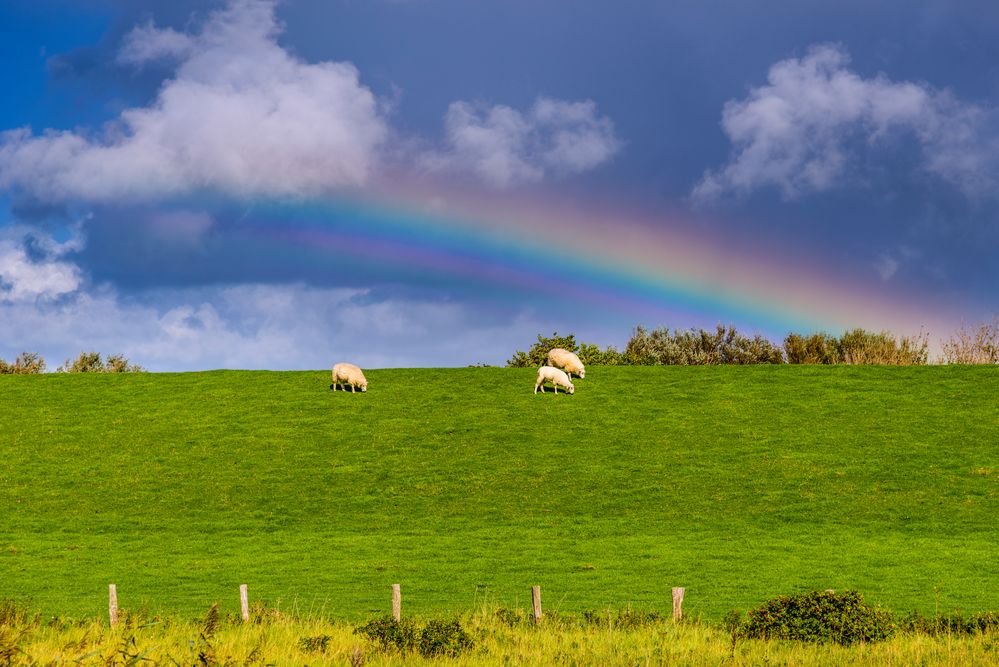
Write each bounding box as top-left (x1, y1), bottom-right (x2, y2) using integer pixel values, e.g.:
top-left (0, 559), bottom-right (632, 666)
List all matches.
top-left (2, 366), bottom-right (998, 622)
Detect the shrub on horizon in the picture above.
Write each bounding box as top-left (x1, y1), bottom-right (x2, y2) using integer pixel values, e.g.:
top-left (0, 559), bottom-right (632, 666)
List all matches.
top-left (942, 318), bottom-right (999, 364)
top-left (625, 324), bottom-right (783, 365)
top-left (785, 329), bottom-right (929, 365)
top-left (57, 351), bottom-right (145, 373)
top-left (838, 328), bottom-right (929, 365)
top-left (0, 352), bottom-right (46, 374)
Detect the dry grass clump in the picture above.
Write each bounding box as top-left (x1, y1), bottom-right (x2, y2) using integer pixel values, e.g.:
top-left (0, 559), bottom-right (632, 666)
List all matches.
top-left (942, 319), bottom-right (999, 364)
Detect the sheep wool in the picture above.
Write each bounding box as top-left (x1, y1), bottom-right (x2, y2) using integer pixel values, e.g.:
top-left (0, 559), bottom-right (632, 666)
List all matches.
top-left (535, 365), bottom-right (575, 395)
top-left (331, 362), bottom-right (368, 393)
top-left (547, 348), bottom-right (585, 379)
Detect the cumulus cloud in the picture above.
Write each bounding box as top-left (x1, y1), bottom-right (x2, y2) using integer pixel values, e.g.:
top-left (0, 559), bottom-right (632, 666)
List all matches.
top-left (0, 0), bottom-right (388, 202)
top-left (424, 97), bottom-right (620, 188)
top-left (0, 226), bottom-right (84, 302)
top-left (693, 43), bottom-right (999, 203)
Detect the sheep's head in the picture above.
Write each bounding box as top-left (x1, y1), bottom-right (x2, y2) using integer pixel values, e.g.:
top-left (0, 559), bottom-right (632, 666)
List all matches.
top-left (360, 382), bottom-right (368, 392)
top-left (567, 383), bottom-right (575, 394)
top-left (578, 368), bottom-right (586, 378)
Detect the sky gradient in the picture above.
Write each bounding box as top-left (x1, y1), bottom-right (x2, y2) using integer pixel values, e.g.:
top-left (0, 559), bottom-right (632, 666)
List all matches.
top-left (1, 0), bottom-right (997, 370)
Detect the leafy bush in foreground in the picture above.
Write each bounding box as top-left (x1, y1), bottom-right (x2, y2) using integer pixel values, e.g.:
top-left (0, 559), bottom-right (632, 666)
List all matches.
top-left (742, 590), bottom-right (895, 645)
top-left (355, 616), bottom-right (474, 658)
top-left (418, 618), bottom-right (475, 657)
top-left (354, 616), bottom-right (418, 653)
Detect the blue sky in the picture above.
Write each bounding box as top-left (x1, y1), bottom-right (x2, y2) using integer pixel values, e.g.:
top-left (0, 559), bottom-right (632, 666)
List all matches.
top-left (1, 0), bottom-right (998, 370)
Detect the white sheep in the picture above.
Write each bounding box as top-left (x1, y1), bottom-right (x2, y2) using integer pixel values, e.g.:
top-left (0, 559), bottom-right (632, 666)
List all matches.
top-left (534, 365), bottom-right (575, 394)
top-left (547, 348), bottom-right (585, 379)
top-left (331, 362), bottom-right (368, 393)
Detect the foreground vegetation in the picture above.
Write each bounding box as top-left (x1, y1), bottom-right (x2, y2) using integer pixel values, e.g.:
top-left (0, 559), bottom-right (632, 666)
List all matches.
top-left (2, 366), bottom-right (998, 623)
top-left (3, 601), bottom-right (999, 666)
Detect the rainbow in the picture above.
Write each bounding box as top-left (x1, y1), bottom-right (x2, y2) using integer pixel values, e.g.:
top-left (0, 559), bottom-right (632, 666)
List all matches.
top-left (230, 186), bottom-right (956, 341)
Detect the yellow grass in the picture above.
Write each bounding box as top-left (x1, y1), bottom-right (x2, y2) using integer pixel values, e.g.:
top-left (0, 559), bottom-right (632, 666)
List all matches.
top-left (5, 608), bottom-right (999, 666)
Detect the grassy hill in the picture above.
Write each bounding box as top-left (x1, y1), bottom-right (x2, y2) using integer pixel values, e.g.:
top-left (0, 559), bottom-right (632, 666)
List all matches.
top-left (1, 366), bottom-right (998, 621)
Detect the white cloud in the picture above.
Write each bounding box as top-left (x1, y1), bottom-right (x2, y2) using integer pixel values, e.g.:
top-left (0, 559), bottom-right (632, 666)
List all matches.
top-left (0, 226), bottom-right (83, 302)
top-left (0, 0), bottom-right (623, 202)
top-left (425, 96), bottom-right (620, 188)
top-left (116, 21), bottom-right (196, 66)
top-left (0, 282), bottom-right (551, 371)
top-left (693, 43), bottom-right (999, 203)
top-left (0, 0), bottom-right (388, 202)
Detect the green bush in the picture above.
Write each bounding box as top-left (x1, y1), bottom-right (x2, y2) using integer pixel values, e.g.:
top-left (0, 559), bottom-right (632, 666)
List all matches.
top-left (507, 332), bottom-right (580, 368)
top-left (577, 342), bottom-right (626, 366)
top-left (417, 618), bottom-right (474, 657)
top-left (742, 590), bottom-right (895, 645)
top-left (354, 616), bottom-right (417, 653)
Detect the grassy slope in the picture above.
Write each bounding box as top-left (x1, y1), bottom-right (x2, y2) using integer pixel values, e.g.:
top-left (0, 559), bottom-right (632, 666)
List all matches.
top-left (1, 366), bottom-right (998, 620)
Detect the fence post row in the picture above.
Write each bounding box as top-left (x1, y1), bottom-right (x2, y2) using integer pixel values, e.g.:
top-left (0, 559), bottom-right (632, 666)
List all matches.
top-left (102, 582), bottom-right (685, 622)
top-left (108, 584), bottom-right (118, 627)
top-left (392, 584), bottom-right (401, 622)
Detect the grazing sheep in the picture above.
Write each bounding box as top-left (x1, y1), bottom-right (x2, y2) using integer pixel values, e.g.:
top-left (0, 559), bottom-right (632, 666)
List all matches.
top-left (331, 362), bottom-right (368, 393)
top-left (535, 365), bottom-right (575, 395)
top-left (547, 348), bottom-right (585, 379)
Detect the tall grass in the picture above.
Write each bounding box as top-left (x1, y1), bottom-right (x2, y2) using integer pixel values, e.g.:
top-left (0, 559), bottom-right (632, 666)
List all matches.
top-left (3, 602), bottom-right (998, 666)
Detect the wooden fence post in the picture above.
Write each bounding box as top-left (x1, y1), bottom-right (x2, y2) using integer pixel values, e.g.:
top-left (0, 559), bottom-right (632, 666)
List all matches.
top-left (672, 587), bottom-right (685, 621)
top-left (531, 585), bottom-right (542, 623)
top-left (239, 584), bottom-right (249, 622)
top-left (392, 584), bottom-right (401, 622)
top-left (108, 584), bottom-right (118, 627)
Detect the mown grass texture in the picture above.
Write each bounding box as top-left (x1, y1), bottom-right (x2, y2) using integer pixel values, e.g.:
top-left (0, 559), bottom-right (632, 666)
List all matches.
top-left (1, 366), bottom-right (998, 621)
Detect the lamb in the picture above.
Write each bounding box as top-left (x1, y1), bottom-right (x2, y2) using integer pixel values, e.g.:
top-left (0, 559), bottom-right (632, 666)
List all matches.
top-left (547, 348), bottom-right (585, 379)
top-left (534, 365), bottom-right (575, 394)
top-left (331, 362), bottom-right (368, 393)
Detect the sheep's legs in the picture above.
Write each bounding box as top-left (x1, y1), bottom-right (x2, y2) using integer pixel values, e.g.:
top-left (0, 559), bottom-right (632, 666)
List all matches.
top-left (351, 385), bottom-right (355, 393)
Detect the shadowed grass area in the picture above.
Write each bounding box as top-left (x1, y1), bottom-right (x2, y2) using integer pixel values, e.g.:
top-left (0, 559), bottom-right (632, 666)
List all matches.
top-left (1, 366), bottom-right (998, 620)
